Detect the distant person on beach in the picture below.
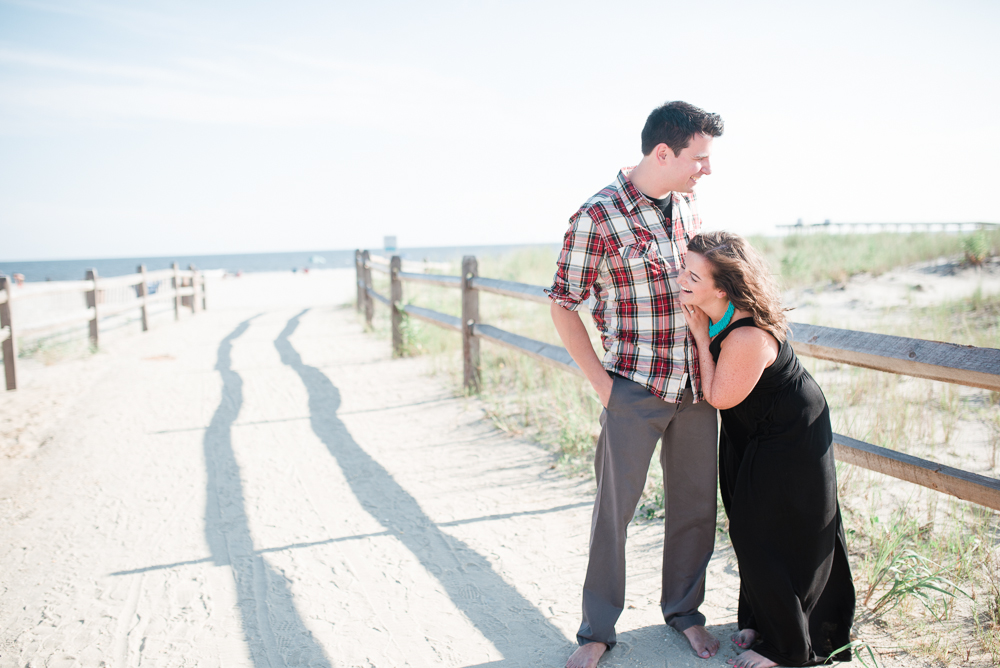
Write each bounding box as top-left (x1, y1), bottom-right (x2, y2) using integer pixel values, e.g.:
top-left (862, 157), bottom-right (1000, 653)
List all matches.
top-left (547, 101), bottom-right (724, 668)
top-left (679, 231), bottom-right (855, 667)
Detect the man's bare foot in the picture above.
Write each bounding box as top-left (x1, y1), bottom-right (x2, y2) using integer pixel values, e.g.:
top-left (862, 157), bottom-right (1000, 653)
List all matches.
top-left (727, 649), bottom-right (777, 668)
top-left (566, 641), bottom-right (607, 668)
top-left (731, 628), bottom-right (759, 649)
top-left (682, 625), bottom-right (720, 659)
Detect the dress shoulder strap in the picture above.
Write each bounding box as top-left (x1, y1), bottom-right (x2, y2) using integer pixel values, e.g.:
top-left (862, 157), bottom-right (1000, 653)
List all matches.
top-left (708, 317), bottom-right (757, 360)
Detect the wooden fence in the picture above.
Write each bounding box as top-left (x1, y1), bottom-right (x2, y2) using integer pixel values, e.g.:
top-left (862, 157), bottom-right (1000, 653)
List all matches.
top-left (355, 249), bottom-right (1000, 512)
top-left (0, 263), bottom-right (207, 391)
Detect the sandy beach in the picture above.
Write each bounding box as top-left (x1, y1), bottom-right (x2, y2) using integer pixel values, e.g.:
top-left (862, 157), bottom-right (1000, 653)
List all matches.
top-left (1, 264), bottom-right (997, 667)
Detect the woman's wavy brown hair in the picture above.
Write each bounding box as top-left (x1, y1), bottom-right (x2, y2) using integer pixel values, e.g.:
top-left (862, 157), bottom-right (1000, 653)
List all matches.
top-left (687, 231), bottom-right (789, 342)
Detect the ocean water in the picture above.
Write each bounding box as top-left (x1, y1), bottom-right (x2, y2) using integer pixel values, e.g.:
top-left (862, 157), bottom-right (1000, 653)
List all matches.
top-left (0, 244), bottom-right (558, 283)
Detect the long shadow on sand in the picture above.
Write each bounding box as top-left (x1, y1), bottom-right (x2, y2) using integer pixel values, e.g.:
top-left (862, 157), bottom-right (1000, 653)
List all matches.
top-left (204, 317), bottom-right (333, 667)
top-left (275, 309), bottom-right (573, 664)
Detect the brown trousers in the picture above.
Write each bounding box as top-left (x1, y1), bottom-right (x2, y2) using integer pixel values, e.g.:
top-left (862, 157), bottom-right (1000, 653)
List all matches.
top-left (578, 374), bottom-right (719, 648)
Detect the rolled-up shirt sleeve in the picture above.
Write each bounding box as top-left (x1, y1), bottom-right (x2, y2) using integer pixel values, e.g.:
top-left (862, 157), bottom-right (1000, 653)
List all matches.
top-left (545, 211), bottom-right (605, 311)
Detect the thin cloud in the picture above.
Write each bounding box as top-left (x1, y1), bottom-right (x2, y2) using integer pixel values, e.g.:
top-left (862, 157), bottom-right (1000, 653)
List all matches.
top-left (0, 47), bottom-right (200, 85)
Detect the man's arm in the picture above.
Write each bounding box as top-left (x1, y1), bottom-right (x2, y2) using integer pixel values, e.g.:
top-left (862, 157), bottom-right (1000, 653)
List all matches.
top-left (550, 302), bottom-right (613, 407)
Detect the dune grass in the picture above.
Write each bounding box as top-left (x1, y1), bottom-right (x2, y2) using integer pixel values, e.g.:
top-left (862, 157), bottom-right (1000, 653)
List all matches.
top-left (363, 229), bottom-right (1000, 665)
top-left (750, 228), bottom-right (1000, 289)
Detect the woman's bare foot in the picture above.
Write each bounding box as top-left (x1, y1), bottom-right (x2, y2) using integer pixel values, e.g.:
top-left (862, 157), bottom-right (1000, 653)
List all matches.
top-left (731, 628), bottom-right (759, 649)
top-left (566, 641), bottom-right (607, 668)
top-left (682, 625), bottom-right (720, 659)
top-left (727, 649), bottom-right (777, 668)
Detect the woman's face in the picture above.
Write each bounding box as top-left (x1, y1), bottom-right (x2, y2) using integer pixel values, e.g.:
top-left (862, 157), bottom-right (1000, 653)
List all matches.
top-left (678, 251), bottom-right (725, 306)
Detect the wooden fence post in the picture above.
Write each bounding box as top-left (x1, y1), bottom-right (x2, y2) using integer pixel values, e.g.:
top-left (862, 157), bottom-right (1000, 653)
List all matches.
top-left (355, 250), bottom-right (364, 312)
top-left (188, 265), bottom-right (198, 313)
top-left (391, 255), bottom-right (403, 356)
top-left (201, 270), bottom-right (208, 311)
top-left (137, 264), bottom-right (150, 332)
top-left (85, 269), bottom-right (99, 349)
top-left (172, 263), bottom-right (181, 320)
top-left (0, 277), bottom-right (16, 390)
top-left (462, 255), bottom-right (480, 392)
top-left (361, 250), bottom-right (374, 328)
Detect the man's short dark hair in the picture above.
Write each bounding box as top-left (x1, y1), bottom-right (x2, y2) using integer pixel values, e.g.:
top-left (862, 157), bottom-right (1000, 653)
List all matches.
top-left (641, 101), bottom-right (724, 156)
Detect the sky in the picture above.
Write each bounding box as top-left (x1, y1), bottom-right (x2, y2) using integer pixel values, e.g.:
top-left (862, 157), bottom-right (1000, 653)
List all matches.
top-left (1, 0), bottom-right (998, 261)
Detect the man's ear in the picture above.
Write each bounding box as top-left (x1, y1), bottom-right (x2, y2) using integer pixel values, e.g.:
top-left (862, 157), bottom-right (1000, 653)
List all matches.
top-left (657, 143), bottom-right (673, 164)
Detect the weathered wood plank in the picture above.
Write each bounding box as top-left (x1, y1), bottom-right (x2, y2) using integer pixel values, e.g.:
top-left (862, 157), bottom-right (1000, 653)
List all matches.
top-left (97, 274), bottom-right (143, 289)
top-left (98, 299), bottom-right (145, 318)
top-left (0, 277), bottom-right (15, 390)
top-left (462, 256), bottom-right (481, 392)
top-left (472, 323), bottom-right (584, 377)
top-left (200, 268), bottom-right (207, 311)
top-left (390, 256), bottom-right (403, 357)
top-left (471, 277), bottom-right (550, 304)
top-left (17, 309), bottom-right (96, 334)
top-left (188, 265), bottom-right (199, 314)
top-left (368, 263), bottom-right (390, 275)
top-left (3, 271), bottom-right (181, 299)
top-left (6, 280), bottom-right (95, 299)
top-left (401, 304), bottom-right (462, 332)
top-left (789, 322), bottom-right (1000, 391)
top-left (172, 263), bottom-right (181, 321)
top-left (833, 432), bottom-right (1000, 511)
top-left (138, 265), bottom-right (149, 332)
top-left (145, 292), bottom-right (181, 305)
top-left (143, 269), bottom-right (175, 281)
top-left (361, 251), bottom-right (374, 328)
top-left (355, 250), bottom-right (364, 313)
top-left (366, 287), bottom-right (391, 307)
top-left (369, 253), bottom-right (451, 273)
top-left (398, 272), bottom-right (462, 289)
top-left (85, 269), bottom-right (99, 349)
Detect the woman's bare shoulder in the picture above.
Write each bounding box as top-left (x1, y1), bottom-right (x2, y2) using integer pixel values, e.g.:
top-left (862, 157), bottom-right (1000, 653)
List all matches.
top-left (718, 325), bottom-right (779, 364)
top-left (721, 325), bottom-right (773, 345)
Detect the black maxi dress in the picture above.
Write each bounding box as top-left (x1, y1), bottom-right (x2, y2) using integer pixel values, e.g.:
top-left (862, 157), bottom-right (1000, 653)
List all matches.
top-left (710, 318), bottom-right (855, 666)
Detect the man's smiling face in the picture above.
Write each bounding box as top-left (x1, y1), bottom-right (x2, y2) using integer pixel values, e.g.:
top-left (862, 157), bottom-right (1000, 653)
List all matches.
top-left (660, 133), bottom-right (713, 193)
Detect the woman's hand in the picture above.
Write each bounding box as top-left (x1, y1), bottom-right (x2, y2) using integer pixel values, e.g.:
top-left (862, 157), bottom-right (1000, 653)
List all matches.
top-left (681, 303), bottom-right (710, 344)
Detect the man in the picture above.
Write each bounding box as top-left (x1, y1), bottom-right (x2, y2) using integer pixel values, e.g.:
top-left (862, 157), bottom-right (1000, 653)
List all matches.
top-left (546, 101), bottom-right (724, 668)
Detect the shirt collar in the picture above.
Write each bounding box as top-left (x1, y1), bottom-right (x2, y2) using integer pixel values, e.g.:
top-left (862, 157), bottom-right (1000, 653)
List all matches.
top-left (616, 167), bottom-right (669, 214)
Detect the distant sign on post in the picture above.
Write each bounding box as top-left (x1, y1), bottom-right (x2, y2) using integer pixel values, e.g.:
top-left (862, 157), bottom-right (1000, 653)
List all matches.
top-left (384, 236), bottom-right (397, 253)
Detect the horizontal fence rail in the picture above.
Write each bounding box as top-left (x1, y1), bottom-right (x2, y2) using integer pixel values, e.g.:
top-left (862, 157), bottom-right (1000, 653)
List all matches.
top-left (832, 434), bottom-right (1000, 511)
top-left (472, 277), bottom-right (549, 304)
top-left (399, 272), bottom-right (462, 289)
top-left (355, 250), bottom-right (1000, 512)
top-left (1, 262), bottom-right (208, 391)
top-left (787, 323), bottom-right (1000, 392)
top-left (402, 304), bottom-right (462, 332)
top-left (472, 323), bottom-right (581, 375)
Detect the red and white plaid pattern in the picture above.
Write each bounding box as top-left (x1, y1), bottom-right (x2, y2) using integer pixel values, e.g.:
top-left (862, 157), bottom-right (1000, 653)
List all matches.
top-left (546, 168), bottom-right (703, 404)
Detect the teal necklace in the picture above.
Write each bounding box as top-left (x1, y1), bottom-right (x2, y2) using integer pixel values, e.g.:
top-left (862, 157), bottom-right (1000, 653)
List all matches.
top-left (708, 301), bottom-right (735, 338)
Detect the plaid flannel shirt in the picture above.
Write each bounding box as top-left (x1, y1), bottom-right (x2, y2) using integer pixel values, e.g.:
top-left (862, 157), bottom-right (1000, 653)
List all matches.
top-left (546, 168), bottom-right (703, 404)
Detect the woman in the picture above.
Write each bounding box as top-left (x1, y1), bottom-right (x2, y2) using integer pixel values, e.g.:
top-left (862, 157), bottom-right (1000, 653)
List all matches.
top-left (678, 231), bottom-right (855, 667)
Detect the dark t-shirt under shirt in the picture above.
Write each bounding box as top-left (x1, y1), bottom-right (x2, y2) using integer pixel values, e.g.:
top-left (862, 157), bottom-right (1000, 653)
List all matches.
top-left (646, 194), bottom-right (673, 233)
